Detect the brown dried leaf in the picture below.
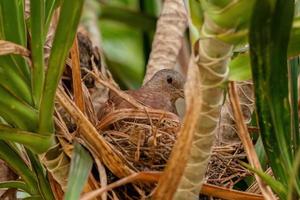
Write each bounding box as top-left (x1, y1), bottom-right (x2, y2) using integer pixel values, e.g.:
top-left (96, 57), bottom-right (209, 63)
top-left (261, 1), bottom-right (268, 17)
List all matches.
top-left (0, 40), bottom-right (30, 57)
top-left (80, 171), bottom-right (264, 200)
top-left (56, 87), bottom-right (135, 178)
top-left (228, 82), bottom-right (276, 199)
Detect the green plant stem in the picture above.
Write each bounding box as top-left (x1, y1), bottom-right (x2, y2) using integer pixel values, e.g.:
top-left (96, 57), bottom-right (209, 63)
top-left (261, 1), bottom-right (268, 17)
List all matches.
top-left (38, 0), bottom-right (84, 133)
top-left (287, 148), bottom-right (300, 199)
top-left (45, 0), bottom-right (61, 32)
top-left (241, 161), bottom-right (287, 198)
top-left (0, 181), bottom-right (31, 193)
top-left (27, 151), bottom-right (54, 200)
top-left (0, 85), bottom-right (38, 131)
top-left (0, 124), bottom-right (54, 153)
top-left (30, 0), bottom-right (45, 107)
top-left (289, 58), bottom-right (300, 155)
top-left (0, 56), bottom-right (32, 104)
top-left (0, 0), bottom-right (30, 81)
top-left (64, 143), bottom-right (93, 200)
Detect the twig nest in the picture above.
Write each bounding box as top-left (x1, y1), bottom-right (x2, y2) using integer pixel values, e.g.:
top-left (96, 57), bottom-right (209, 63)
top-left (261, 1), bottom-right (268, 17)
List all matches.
top-left (206, 143), bottom-right (251, 187)
top-left (97, 108), bottom-right (181, 171)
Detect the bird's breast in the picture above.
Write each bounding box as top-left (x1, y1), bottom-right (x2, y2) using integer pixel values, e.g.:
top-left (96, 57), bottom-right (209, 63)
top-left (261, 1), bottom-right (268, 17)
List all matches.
top-left (104, 90), bottom-right (177, 115)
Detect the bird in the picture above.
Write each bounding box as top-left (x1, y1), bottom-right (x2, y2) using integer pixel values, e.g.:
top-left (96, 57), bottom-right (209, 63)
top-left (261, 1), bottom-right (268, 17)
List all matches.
top-left (97, 69), bottom-right (185, 120)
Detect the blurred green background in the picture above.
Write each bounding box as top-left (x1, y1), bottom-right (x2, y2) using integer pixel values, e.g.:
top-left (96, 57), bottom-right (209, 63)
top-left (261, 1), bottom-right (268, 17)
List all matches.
top-left (83, 0), bottom-right (162, 89)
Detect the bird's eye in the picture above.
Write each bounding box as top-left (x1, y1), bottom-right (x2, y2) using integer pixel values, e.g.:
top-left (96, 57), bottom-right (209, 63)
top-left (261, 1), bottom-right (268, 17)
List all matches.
top-left (167, 76), bottom-right (173, 84)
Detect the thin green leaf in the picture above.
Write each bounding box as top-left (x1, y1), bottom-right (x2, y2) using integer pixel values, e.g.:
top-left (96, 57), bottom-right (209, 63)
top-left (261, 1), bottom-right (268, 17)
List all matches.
top-left (288, 58), bottom-right (300, 154)
top-left (0, 124), bottom-right (54, 153)
top-left (0, 0), bottom-right (26, 46)
top-left (45, 0), bottom-right (61, 31)
top-left (64, 143), bottom-right (93, 200)
top-left (0, 85), bottom-right (38, 131)
top-left (30, 0), bottom-right (45, 107)
top-left (23, 196), bottom-right (43, 200)
top-left (0, 0), bottom-right (30, 80)
top-left (0, 141), bottom-right (38, 195)
top-left (287, 148), bottom-right (300, 199)
top-left (0, 181), bottom-right (31, 193)
top-left (0, 56), bottom-right (32, 104)
top-left (255, 136), bottom-right (267, 170)
top-left (249, 0), bottom-right (294, 192)
top-left (241, 161), bottom-right (287, 199)
top-left (27, 151), bottom-right (54, 200)
top-left (39, 0), bottom-right (84, 133)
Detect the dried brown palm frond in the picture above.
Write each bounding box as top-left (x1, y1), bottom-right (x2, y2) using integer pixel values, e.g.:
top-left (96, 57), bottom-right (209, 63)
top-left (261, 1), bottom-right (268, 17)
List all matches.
top-left (0, 40), bottom-right (30, 57)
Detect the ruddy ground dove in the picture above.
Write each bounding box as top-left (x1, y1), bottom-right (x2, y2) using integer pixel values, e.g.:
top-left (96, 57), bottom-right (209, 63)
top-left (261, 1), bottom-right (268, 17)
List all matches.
top-left (98, 69), bottom-right (185, 119)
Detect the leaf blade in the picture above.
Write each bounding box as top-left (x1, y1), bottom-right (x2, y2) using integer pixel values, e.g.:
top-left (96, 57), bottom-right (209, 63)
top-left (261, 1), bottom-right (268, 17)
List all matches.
top-left (64, 143), bottom-right (93, 200)
top-left (39, 0), bottom-right (84, 133)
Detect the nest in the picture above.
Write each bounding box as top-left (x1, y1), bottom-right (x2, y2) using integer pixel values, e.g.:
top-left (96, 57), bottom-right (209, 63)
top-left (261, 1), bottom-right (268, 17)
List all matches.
top-left (97, 108), bottom-right (181, 171)
top-left (50, 31), bottom-right (263, 200)
top-left (206, 142), bottom-right (251, 187)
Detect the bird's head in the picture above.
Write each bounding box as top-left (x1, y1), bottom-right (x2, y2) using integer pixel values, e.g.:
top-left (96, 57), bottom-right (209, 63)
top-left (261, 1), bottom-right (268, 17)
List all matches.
top-left (144, 69), bottom-right (185, 101)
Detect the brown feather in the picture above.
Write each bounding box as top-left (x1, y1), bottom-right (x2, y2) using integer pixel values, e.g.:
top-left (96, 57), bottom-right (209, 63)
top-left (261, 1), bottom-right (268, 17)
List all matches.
top-left (97, 69), bottom-right (185, 119)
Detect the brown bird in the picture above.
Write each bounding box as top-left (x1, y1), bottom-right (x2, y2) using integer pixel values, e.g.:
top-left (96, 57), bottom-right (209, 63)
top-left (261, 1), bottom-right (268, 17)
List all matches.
top-left (98, 69), bottom-right (185, 119)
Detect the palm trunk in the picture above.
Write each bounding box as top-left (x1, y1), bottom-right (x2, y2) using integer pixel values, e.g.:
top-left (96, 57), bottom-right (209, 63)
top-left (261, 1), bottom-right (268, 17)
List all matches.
top-left (143, 0), bottom-right (187, 82)
top-left (174, 23), bottom-right (232, 199)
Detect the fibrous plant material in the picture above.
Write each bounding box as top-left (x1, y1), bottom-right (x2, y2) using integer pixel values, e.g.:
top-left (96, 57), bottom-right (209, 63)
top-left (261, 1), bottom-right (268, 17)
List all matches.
top-left (206, 143), bottom-right (251, 187)
top-left (56, 85), bottom-right (135, 177)
top-left (98, 108), bottom-right (181, 171)
top-left (0, 40), bottom-right (30, 57)
top-left (143, 0), bottom-right (187, 82)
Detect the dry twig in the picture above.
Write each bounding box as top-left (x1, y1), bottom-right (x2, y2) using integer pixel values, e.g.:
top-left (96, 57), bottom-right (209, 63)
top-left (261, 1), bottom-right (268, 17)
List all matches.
top-left (228, 81), bottom-right (276, 200)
